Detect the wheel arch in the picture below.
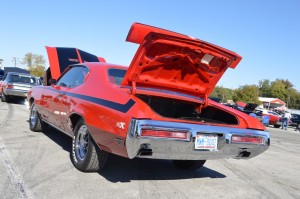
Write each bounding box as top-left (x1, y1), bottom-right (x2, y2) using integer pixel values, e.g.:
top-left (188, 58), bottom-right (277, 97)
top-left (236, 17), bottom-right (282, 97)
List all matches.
top-left (69, 113), bottom-right (85, 132)
top-left (28, 97), bottom-right (34, 107)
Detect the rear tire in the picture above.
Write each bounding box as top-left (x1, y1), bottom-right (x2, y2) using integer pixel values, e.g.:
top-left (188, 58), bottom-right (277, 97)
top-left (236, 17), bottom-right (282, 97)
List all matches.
top-left (173, 160), bottom-right (206, 170)
top-left (274, 124), bottom-right (281, 128)
top-left (1, 92), bottom-right (8, 102)
top-left (29, 104), bottom-right (48, 132)
top-left (71, 119), bottom-right (108, 172)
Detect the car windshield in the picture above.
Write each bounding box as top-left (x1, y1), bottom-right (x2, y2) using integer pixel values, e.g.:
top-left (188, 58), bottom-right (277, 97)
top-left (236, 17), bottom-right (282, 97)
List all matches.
top-left (108, 68), bottom-right (126, 85)
top-left (11, 74), bottom-right (41, 85)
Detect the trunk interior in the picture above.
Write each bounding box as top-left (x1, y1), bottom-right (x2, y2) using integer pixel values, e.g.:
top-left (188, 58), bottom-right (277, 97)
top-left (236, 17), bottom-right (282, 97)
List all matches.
top-left (137, 95), bottom-right (238, 125)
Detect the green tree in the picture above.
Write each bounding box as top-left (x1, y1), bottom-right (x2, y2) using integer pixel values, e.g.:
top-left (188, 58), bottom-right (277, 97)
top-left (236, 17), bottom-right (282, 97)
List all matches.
top-left (22, 53), bottom-right (46, 77)
top-left (270, 80), bottom-right (287, 101)
top-left (286, 88), bottom-right (298, 109)
top-left (21, 53), bottom-right (34, 68)
top-left (29, 65), bottom-right (46, 77)
top-left (258, 79), bottom-right (271, 97)
top-left (295, 93), bottom-right (300, 109)
top-left (233, 85), bottom-right (260, 104)
top-left (210, 86), bottom-right (234, 103)
top-left (279, 79), bottom-right (293, 90)
top-left (33, 55), bottom-right (46, 67)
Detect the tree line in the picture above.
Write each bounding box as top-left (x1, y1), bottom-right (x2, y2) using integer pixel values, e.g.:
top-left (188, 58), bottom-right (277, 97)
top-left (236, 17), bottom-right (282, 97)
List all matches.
top-left (210, 79), bottom-right (300, 109)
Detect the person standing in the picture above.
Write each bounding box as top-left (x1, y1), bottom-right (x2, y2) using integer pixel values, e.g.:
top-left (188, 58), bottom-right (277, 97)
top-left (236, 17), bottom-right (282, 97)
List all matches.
top-left (282, 111), bottom-right (292, 130)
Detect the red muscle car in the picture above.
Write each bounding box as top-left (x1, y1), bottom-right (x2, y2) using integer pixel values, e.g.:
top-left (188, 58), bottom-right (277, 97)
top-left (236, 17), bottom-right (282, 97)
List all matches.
top-left (255, 110), bottom-right (282, 128)
top-left (27, 23), bottom-right (270, 172)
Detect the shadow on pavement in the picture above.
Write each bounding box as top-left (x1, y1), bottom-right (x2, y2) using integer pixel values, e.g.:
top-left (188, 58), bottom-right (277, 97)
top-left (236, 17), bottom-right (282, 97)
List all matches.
top-left (42, 126), bottom-right (72, 152)
top-left (3, 98), bottom-right (27, 105)
top-left (41, 126), bottom-right (226, 182)
top-left (99, 154), bottom-right (226, 182)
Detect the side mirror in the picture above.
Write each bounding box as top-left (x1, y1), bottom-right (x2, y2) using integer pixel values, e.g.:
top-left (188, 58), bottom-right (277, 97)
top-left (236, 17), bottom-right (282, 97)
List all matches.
top-left (49, 78), bottom-right (57, 85)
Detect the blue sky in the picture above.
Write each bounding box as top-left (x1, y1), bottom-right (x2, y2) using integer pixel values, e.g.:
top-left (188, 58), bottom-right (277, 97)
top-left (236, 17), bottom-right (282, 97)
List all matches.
top-left (1, 0), bottom-right (299, 90)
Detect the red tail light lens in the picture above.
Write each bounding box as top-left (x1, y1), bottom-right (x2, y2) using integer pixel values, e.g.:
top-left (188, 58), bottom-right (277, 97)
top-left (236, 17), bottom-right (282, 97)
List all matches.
top-left (6, 84), bottom-right (14, 89)
top-left (232, 135), bottom-right (264, 144)
top-left (141, 129), bottom-right (188, 140)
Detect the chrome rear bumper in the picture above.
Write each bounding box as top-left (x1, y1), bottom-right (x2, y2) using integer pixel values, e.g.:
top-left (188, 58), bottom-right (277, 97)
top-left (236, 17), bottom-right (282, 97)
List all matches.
top-left (126, 119), bottom-right (270, 160)
top-left (5, 89), bottom-right (28, 97)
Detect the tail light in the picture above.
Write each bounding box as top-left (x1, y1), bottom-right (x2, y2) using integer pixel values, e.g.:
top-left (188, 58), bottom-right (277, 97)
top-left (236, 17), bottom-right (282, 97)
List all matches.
top-left (141, 129), bottom-right (188, 140)
top-left (232, 135), bottom-right (264, 144)
top-left (6, 84), bottom-right (14, 89)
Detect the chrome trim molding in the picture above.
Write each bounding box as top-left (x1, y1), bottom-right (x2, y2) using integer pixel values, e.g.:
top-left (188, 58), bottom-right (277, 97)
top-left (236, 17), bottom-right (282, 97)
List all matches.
top-left (126, 119), bottom-right (270, 160)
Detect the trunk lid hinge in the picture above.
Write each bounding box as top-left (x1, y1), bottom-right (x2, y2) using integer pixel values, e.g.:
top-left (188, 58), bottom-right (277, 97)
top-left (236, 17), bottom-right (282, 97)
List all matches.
top-left (197, 91), bottom-right (209, 113)
top-left (204, 92), bottom-right (208, 107)
top-left (131, 80), bottom-right (136, 95)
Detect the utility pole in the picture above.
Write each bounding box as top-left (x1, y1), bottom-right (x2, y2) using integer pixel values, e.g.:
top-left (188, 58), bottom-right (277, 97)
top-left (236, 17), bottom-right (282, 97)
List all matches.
top-left (12, 57), bottom-right (19, 67)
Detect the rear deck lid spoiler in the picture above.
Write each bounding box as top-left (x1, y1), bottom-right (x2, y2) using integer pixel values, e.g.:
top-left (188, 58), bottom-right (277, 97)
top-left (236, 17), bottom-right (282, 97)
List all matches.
top-left (46, 47), bottom-right (106, 79)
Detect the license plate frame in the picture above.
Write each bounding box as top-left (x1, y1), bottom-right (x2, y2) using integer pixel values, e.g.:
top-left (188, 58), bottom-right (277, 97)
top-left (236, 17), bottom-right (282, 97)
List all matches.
top-left (195, 134), bottom-right (218, 151)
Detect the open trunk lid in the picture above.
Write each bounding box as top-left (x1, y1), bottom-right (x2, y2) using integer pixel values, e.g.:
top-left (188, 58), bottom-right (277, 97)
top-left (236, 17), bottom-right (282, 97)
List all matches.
top-left (121, 23), bottom-right (242, 105)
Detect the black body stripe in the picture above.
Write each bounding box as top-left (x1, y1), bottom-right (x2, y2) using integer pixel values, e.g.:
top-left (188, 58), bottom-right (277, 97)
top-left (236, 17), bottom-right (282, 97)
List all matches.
top-left (56, 48), bottom-right (80, 74)
top-left (65, 92), bottom-right (135, 113)
top-left (45, 88), bottom-right (135, 113)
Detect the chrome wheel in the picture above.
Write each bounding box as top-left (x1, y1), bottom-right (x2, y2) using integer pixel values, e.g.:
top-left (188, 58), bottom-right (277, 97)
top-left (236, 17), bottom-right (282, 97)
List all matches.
top-left (75, 125), bottom-right (89, 161)
top-left (29, 103), bottom-right (47, 132)
top-left (71, 119), bottom-right (108, 172)
top-left (30, 106), bottom-right (38, 127)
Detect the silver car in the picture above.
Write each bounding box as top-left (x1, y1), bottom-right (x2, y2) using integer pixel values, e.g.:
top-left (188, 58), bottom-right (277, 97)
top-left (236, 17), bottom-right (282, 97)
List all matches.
top-left (0, 72), bottom-right (41, 102)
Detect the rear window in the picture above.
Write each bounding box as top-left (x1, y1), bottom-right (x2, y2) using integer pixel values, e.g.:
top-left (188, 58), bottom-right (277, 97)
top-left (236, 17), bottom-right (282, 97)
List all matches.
top-left (10, 74), bottom-right (41, 85)
top-left (108, 69), bottom-right (126, 85)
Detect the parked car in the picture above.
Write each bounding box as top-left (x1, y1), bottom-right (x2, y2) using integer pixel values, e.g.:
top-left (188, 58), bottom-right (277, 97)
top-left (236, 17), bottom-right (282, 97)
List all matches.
top-left (27, 23), bottom-right (270, 172)
top-left (290, 114), bottom-right (300, 129)
top-left (255, 110), bottom-right (282, 128)
top-left (242, 103), bottom-right (258, 114)
top-left (0, 72), bottom-right (42, 102)
top-left (223, 103), bottom-right (244, 111)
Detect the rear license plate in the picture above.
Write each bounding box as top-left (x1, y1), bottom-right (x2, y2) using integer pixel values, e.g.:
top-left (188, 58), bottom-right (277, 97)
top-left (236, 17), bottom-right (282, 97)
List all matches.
top-left (195, 134), bottom-right (218, 150)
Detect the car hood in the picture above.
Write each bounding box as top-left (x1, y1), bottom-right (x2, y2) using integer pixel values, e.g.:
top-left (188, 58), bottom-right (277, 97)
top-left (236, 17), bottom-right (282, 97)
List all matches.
top-left (46, 47), bottom-right (106, 80)
top-left (121, 23), bottom-right (242, 104)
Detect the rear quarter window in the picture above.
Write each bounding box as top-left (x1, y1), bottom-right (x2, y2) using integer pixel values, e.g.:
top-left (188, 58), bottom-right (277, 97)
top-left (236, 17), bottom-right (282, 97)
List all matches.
top-left (108, 69), bottom-right (126, 85)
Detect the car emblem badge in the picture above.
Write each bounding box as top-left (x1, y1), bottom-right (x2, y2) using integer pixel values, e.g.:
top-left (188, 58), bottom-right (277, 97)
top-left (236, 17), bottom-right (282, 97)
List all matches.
top-left (116, 122), bottom-right (125, 129)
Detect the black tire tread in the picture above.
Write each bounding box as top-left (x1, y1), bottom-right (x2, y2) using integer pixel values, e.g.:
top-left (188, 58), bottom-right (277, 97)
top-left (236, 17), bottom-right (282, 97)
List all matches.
top-left (86, 140), bottom-right (108, 171)
top-left (72, 119), bottom-right (108, 172)
top-left (1, 93), bottom-right (7, 102)
top-left (29, 104), bottom-right (43, 132)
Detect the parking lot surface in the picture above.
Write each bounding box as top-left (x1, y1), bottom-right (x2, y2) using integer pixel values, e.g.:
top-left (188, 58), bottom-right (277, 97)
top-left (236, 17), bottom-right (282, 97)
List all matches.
top-left (1, 100), bottom-right (300, 199)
